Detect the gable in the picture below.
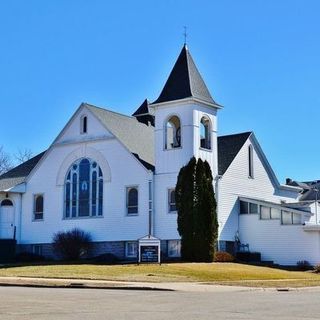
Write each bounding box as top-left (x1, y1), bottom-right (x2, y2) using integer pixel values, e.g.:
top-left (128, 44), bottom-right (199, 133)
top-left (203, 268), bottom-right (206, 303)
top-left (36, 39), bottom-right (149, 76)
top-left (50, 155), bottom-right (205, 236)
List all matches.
top-left (54, 104), bottom-right (114, 145)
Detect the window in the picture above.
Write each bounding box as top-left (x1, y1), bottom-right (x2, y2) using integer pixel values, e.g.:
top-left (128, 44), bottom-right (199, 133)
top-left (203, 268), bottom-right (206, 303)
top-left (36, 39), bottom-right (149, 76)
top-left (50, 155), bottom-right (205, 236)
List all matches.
top-left (200, 116), bottom-right (211, 150)
top-left (168, 240), bottom-right (181, 258)
top-left (127, 187), bottom-right (138, 215)
top-left (125, 241), bottom-right (137, 258)
top-left (64, 158), bottom-right (103, 218)
top-left (33, 245), bottom-right (42, 256)
top-left (260, 206), bottom-right (271, 219)
top-left (271, 207), bottom-right (281, 219)
top-left (240, 201), bottom-right (249, 214)
top-left (0, 199), bottom-right (13, 206)
top-left (248, 145), bottom-right (254, 178)
top-left (168, 189), bottom-right (176, 212)
top-left (165, 116), bottom-right (181, 149)
top-left (249, 203), bottom-right (258, 214)
top-left (282, 211), bottom-right (293, 224)
top-left (281, 210), bottom-right (301, 225)
top-left (34, 194), bottom-right (44, 220)
top-left (81, 116), bottom-right (87, 134)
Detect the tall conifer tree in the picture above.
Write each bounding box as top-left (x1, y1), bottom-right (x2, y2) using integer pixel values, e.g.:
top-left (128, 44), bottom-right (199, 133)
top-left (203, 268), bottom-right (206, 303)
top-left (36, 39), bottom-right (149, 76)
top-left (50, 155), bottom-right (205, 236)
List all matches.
top-left (176, 157), bottom-right (218, 262)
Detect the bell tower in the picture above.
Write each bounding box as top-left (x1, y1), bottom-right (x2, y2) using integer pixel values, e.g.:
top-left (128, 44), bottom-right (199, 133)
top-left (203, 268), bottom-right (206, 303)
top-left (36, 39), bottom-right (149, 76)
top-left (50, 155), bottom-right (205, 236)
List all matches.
top-left (150, 45), bottom-right (222, 178)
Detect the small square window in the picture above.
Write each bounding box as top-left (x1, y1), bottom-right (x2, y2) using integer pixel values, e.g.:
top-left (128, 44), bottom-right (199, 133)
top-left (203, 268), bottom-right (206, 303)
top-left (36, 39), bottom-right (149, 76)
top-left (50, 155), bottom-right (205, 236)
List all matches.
top-left (292, 213), bottom-right (301, 225)
top-left (33, 245), bottom-right (42, 256)
top-left (249, 203), bottom-right (258, 214)
top-left (125, 242), bottom-right (137, 258)
top-left (260, 206), bottom-right (271, 220)
top-left (271, 208), bottom-right (281, 219)
top-left (240, 201), bottom-right (249, 214)
top-left (282, 211), bottom-right (292, 224)
top-left (168, 240), bottom-right (181, 258)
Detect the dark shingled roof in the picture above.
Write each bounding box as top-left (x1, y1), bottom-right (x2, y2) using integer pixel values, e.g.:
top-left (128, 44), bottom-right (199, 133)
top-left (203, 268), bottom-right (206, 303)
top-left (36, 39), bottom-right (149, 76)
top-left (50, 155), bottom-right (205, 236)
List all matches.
top-left (132, 99), bottom-right (155, 126)
top-left (86, 104), bottom-right (155, 170)
top-left (218, 132), bottom-right (252, 175)
top-left (0, 151), bottom-right (46, 191)
top-left (152, 45), bottom-right (218, 105)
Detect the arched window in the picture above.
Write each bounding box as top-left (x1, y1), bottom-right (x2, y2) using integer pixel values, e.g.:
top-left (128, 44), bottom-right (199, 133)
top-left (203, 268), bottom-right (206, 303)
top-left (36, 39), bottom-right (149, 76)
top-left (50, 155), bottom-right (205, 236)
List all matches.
top-left (34, 195), bottom-right (44, 220)
top-left (165, 116), bottom-right (181, 149)
top-left (81, 116), bottom-right (88, 134)
top-left (248, 145), bottom-right (254, 178)
top-left (1, 199), bottom-right (13, 206)
top-left (200, 116), bottom-right (211, 150)
top-left (168, 189), bottom-right (176, 212)
top-left (127, 187), bottom-right (138, 215)
top-left (65, 158), bottom-right (103, 218)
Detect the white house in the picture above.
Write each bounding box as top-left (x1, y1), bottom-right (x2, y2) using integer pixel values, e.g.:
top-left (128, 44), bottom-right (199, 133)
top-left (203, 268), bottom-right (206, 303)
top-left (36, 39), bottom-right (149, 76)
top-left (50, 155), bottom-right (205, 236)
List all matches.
top-left (0, 45), bottom-right (319, 265)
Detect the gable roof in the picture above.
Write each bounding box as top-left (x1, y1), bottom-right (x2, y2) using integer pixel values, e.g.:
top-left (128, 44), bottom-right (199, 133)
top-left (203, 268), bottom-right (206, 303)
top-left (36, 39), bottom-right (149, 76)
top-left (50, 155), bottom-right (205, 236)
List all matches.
top-left (217, 132), bottom-right (252, 175)
top-left (86, 104), bottom-right (155, 170)
top-left (152, 45), bottom-right (218, 106)
top-left (0, 152), bottom-right (46, 191)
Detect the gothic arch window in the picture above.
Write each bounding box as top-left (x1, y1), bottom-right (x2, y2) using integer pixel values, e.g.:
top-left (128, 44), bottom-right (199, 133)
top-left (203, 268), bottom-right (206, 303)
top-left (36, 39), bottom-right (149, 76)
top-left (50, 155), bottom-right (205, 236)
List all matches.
top-left (81, 115), bottom-right (88, 134)
top-left (126, 187), bottom-right (138, 215)
top-left (165, 116), bottom-right (181, 149)
top-left (64, 158), bottom-right (103, 218)
top-left (200, 116), bottom-right (211, 150)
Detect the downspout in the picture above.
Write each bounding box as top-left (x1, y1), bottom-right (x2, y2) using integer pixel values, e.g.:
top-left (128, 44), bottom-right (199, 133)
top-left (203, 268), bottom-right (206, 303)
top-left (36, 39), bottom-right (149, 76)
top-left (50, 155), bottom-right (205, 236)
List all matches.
top-left (214, 174), bottom-right (222, 251)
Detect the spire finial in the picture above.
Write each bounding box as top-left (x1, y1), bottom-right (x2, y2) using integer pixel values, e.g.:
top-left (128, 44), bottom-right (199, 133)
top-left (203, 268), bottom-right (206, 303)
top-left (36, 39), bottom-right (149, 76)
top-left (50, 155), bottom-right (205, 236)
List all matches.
top-left (183, 26), bottom-right (187, 46)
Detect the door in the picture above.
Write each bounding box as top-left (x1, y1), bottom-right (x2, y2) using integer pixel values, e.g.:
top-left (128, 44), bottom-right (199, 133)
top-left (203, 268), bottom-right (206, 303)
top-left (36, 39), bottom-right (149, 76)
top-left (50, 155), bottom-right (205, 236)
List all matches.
top-left (0, 200), bottom-right (14, 239)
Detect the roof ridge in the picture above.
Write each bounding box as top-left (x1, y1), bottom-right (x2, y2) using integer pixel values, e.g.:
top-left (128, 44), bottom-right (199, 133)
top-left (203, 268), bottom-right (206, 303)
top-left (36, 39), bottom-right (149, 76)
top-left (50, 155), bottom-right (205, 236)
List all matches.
top-left (218, 131), bottom-right (253, 138)
top-left (85, 103), bottom-right (135, 120)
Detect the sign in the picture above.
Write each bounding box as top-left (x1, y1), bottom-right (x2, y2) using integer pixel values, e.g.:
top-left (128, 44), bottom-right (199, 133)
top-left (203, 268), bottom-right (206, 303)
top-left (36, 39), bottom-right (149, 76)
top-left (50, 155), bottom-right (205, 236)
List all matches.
top-left (138, 235), bottom-right (161, 264)
top-left (140, 245), bottom-right (159, 263)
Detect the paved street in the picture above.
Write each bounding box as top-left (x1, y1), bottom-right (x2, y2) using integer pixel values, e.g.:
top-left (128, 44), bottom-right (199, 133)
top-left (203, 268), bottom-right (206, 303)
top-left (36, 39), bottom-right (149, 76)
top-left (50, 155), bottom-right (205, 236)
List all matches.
top-left (0, 286), bottom-right (319, 319)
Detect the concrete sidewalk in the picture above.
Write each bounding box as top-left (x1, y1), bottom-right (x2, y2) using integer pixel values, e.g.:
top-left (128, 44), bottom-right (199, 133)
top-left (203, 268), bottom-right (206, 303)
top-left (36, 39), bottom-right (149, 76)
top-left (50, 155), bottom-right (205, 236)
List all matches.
top-left (0, 276), bottom-right (264, 292)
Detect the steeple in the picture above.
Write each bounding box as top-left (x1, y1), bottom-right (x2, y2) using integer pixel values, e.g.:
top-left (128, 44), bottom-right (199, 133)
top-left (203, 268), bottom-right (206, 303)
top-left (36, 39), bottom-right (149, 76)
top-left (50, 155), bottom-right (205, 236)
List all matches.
top-left (152, 45), bottom-right (219, 106)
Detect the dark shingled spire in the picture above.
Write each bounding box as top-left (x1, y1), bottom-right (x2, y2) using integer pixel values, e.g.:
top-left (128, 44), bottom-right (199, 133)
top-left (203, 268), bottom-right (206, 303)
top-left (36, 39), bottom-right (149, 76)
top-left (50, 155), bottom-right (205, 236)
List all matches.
top-left (152, 45), bottom-right (218, 105)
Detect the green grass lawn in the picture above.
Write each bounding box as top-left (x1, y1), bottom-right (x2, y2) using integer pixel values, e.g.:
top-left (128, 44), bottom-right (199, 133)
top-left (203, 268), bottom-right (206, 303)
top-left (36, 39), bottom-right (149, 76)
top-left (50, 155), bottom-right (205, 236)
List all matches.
top-left (0, 262), bottom-right (320, 287)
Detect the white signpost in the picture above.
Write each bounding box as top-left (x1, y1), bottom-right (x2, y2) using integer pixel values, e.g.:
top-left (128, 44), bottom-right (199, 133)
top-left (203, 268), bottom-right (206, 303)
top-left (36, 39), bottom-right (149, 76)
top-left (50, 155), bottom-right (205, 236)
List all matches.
top-left (138, 235), bottom-right (161, 264)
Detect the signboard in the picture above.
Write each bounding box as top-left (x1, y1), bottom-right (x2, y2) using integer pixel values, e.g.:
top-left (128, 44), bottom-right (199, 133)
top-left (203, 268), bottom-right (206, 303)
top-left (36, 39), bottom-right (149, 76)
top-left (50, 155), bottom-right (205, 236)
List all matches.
top-left (138, 235), bottom-right (161, 264)
top-left (140, 245), bottom-right (159, 263)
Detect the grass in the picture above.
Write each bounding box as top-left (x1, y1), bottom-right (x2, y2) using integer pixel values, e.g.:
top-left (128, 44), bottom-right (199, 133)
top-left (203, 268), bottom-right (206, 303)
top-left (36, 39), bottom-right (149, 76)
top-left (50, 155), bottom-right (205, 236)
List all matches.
top-left (0, 262), bottom-right (320, 287)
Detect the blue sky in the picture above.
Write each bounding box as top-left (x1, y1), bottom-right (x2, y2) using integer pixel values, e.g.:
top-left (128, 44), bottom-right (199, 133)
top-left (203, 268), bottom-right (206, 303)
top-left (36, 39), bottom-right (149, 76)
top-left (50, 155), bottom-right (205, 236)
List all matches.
top-left (0, 1), bottom-right (319, 182)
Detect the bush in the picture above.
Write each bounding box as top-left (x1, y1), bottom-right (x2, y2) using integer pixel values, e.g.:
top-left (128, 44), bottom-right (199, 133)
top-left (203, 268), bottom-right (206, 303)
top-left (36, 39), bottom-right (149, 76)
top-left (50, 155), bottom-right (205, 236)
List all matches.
top-left (214, 251), bottom-right (235, 262)
top-left (297, 260), bottom-right (310, 271)
top-left (53, 228), bottom-right (92, 261)
top-left (91, 253), bottom-right (119, 264)
top-left (314, 264), bottom-right (320, 273)
top-left (16, 252), bottom-right (45, 262)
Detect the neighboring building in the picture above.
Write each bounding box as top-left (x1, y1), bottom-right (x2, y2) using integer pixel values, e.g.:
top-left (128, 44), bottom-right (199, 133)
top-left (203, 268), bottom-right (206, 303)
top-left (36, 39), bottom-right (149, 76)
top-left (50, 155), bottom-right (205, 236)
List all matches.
top-left (0, 45), bottom-right (319, 265)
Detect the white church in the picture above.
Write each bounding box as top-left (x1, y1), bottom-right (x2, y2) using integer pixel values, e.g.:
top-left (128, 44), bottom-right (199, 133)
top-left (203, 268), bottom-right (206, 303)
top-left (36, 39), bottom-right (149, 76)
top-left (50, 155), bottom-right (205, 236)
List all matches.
top-left (0, 45), bottom-right (319, 265)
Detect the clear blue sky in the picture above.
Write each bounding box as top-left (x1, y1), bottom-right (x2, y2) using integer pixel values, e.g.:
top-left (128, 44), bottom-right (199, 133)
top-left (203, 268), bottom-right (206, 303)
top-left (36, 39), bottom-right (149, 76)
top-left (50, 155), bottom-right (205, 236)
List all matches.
top-left (0, 1), bottom-right (319, 183)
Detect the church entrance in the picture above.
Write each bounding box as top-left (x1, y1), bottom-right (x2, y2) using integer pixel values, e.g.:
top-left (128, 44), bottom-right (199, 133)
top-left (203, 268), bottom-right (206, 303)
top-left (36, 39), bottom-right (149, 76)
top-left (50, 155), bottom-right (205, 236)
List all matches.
top-left (0, 199), bottom-right (15, 239)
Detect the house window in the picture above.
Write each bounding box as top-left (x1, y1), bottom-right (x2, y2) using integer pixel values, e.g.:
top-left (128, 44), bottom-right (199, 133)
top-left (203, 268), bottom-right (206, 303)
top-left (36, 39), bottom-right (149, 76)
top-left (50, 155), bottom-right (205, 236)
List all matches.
top-left (248, 145), bottom-right (254, 178)
top-left (64, 158), bottom-right (103, 218)
top-left (260, 205), bottom-right (271, 220)
top-left (168, 189), bottom-right (176, 212)
top-left (127, 187), bottom-right (138, 215)
top-left (81, 116), bottom-right (87, 134)
top-left (271, 207), bottom-right (281, 219)
top-left (165, 116), bottom-right (181, 149)
top-left (34, 194), bottom-right (44, 220)
top-left (33, 245), bottom-right (42, 256)
top-left (240, 201), bottom-right (258, 214)
top-left (200, 116), bottom-right (211, 150)
top-left (125, 241), bottom-right (137, 258)
top-left (281, 211), bottom-right (301, 225)
top-left (168, 240), bottom-right (181, 258)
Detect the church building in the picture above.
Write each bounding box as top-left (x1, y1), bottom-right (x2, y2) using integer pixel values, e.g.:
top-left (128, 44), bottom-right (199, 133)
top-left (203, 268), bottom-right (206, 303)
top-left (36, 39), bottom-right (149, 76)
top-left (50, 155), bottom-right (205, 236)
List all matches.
top-left (0, 45), bottom-right (319, 265)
